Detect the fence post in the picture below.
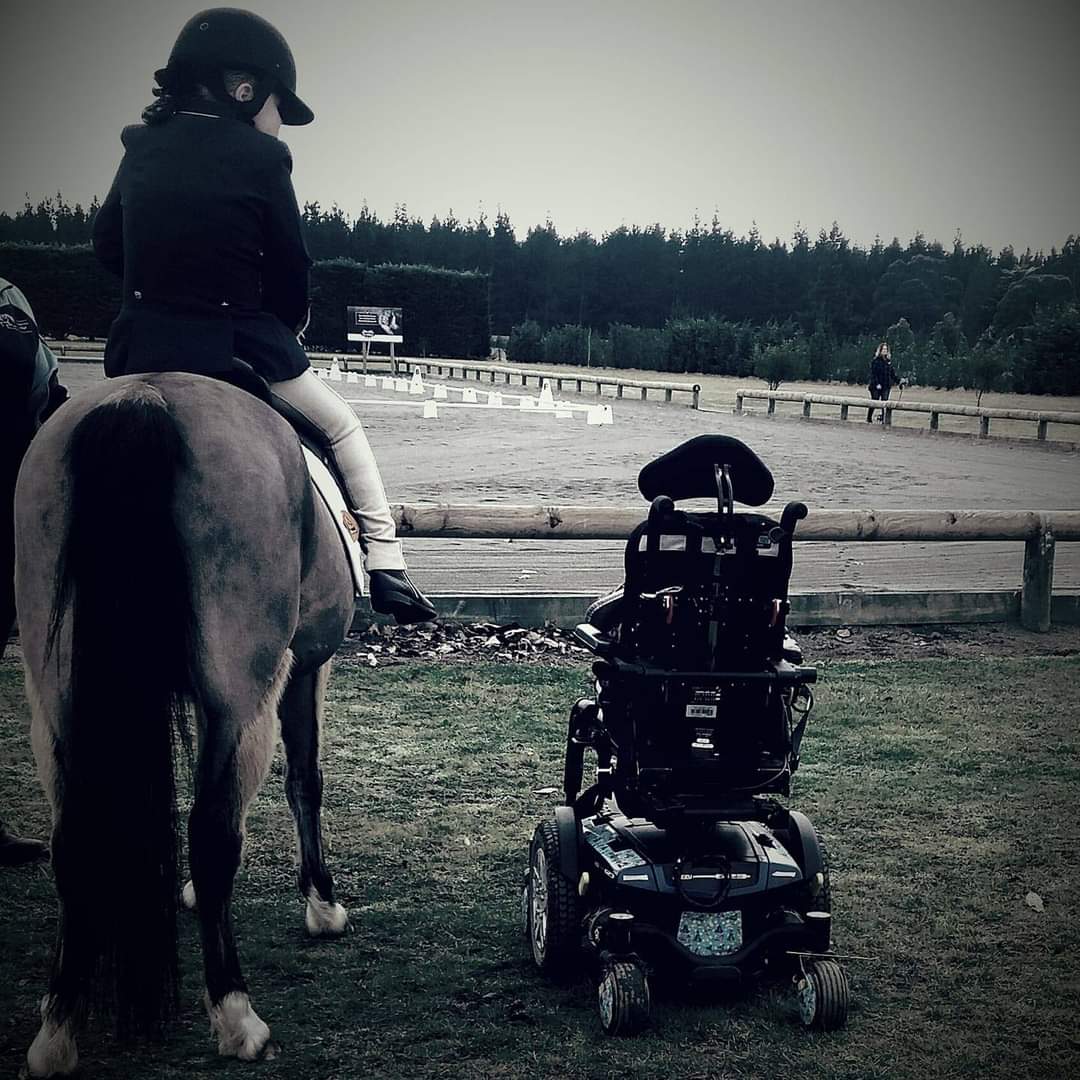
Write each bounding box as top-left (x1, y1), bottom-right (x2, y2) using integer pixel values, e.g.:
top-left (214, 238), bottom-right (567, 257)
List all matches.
top-left (692, 385), bottom-right (701, 410)
top-left (596, 381), bottom-right (603, 396)
top-left (490, 370), bottom-right (496, 383)
top-left (767, 397), bottom-right (776, 416)
top-left (640, 387), bottom-right (648, 401)
top-left (617, 384), bottom-right (624, 399)
top-left (1021, 517), bottom-right (1055, 631)
top-left (505, 372), bottom-right (511, 385)
top-left (840, 403), bottom-right (849, 420)
top-left (665, 388), bottom-right (673, 402)
top-left (736, 393), bottom-right (744, 414)
top-left (802, 398), bottom-right (812, 419)
top-left (1037, 419), bottom-right (1047, 440)
top-left (557, 378), bottom-right (563, 392)
top-left (930, 411), bottom-right (939, 431)
top-left (576, 378), bottom-right (583, 392)
top-left (884, 406), bottom-right (893, 427)
top-left (980, 415), bottom-right (990, 438)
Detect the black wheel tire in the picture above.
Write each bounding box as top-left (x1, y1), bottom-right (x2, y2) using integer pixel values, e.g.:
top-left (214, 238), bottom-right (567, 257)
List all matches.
top-left (797, 959), bottom-right (850, 1031)
top-left (598, 961), bottom-right (651, 1035)
top-left (527, 819), bottom-right (580, 977)
top-left (805, 828), bottom-right (832, 915)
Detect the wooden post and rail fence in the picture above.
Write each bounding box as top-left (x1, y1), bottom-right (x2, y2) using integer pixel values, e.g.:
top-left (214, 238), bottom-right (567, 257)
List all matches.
top-left (735, 387), bottom-right (1080, 441)
top-left (386, 505), bottom-right (1079, 633)
top-left (396, 359), bottom-right (702, 409)
top-left (47, 343), bottom-right (703, 407)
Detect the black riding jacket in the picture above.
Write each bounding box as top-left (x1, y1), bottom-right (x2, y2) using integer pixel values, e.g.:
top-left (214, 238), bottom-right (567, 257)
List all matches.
top-left (868, 356), bottom-right (899, 389)
top-left (93, 103), bottom-right (312, 384)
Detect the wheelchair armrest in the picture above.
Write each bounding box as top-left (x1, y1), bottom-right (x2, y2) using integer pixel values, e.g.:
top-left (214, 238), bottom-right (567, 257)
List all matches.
top-left (573, 622), bottom-right (620, 658)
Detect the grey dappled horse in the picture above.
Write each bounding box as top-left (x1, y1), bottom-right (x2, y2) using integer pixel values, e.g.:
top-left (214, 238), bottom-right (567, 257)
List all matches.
top-left (15, 373), bottom-right (354, 1075)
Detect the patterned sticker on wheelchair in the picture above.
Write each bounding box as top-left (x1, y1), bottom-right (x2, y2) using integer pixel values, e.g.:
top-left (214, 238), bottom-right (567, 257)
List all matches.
top-left (677, 910), bottom-right (743, 957)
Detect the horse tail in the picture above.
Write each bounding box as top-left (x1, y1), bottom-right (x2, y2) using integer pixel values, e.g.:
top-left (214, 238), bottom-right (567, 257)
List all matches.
top-left (46, 382), bottom-right (195, 1037)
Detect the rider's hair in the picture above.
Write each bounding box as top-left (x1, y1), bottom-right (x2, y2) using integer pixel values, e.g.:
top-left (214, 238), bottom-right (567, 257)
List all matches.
top-left (141, 68), bottom-right (264, 126)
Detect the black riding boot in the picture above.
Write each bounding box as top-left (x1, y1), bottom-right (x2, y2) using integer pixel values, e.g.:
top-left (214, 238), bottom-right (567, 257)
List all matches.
top-left (368, 569), bottom-right (437, 625)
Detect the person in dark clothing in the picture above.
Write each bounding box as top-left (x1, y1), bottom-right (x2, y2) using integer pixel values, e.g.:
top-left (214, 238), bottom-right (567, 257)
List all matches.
top-left (867, 342), bottom-right (901, 423)
top-left (92, 7), bottom-right (435, 623)
top-left (0, 277), bottom-right (66, 867)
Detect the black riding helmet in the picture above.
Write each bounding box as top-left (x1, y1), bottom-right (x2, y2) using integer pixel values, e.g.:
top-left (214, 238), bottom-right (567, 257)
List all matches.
top-left (155, 7), bottom-right (314, 126)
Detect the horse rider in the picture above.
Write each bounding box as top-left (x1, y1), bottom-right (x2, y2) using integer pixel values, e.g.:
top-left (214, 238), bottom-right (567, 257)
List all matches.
top-left (92, 7), bottom-right (436, 624)
top-left (1, 276), bottom-right (67, 866)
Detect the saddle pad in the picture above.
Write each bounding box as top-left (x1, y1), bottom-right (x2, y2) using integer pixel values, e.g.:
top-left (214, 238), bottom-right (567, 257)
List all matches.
top-left (301, 445), bottom-right (365, 595)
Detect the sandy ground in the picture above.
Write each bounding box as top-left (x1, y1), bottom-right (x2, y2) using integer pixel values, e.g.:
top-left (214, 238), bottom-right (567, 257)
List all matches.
top-left (57, 362), bottom-right (1080, 598)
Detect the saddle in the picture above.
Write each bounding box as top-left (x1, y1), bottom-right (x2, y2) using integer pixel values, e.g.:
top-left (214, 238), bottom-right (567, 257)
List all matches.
top-left (219, 361), bottom-right (365, 594)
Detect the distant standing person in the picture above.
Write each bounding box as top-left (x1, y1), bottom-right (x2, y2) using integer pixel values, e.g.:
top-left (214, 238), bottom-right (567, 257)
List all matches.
top-left (867, 342), bottom-right (900, 423)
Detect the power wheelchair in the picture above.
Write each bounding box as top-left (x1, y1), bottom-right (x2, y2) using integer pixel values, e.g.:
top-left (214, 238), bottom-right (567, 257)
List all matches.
top-left (522, 435), bottom-right (850, 1034)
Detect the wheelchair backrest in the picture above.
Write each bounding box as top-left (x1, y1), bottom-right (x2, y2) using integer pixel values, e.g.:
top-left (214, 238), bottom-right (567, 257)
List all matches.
top-left (619, 502), bottom-right (796, 671)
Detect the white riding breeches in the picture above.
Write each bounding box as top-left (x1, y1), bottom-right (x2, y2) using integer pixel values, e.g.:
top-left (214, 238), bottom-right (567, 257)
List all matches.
top-left (269, 369), bottom-right (405, 571)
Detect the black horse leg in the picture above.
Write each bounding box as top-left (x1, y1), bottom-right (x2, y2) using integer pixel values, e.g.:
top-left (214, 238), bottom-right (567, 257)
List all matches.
top-left (188, 715), bottom-right (273, 1060)
top-left (280, 662), bottom-right (347, 936)
top-left (188, 754), bottom-right (247, 1006)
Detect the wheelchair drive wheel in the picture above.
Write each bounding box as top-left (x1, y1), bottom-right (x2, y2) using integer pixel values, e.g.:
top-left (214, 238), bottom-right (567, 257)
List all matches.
top-left (797, 959), bottom-right (850, 1030)
top-left (598, 960), bottom-right (650, 1035)
top-left (527, 819), bottom-right (580, 976)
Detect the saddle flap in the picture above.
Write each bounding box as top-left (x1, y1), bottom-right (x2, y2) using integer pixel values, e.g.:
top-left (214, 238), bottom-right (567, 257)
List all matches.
top-left (301, 445), bottom-right (365, 596)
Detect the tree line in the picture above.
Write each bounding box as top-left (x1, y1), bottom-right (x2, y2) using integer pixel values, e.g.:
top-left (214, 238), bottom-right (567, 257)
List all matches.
top-left (3, 194), bottom-right (1078, 394)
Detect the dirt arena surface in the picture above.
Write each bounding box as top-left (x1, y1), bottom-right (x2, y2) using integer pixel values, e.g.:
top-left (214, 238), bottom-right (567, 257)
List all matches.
top-left (57, 361), bottom-right (1080, 598)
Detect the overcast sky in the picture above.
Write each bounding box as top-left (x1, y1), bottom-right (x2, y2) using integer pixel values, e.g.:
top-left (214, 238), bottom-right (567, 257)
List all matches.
top-left (4, 0), bottom-right (1078, 253)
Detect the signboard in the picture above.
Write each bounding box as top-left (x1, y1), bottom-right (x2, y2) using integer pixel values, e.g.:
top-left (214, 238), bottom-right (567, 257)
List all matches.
top-left (346, 306), bottom-right (403, 344)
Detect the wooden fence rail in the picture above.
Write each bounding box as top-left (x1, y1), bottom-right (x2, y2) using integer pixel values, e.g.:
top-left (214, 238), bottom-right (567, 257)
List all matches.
top-left (735, 387), bottom-right (1080, 440)
top-left (397, 359), bottom-right (701, 408)
top-left (45, 343), bottom-right (700, 406)
top-left (390, 505), bottom-right (1080, 632)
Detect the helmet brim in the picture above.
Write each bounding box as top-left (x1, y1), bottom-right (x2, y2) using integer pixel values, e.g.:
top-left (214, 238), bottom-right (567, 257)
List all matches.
top-left (277, 87), bottom-right (314, 126)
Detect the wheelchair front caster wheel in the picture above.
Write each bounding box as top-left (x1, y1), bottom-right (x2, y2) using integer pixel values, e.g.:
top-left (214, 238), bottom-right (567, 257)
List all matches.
top-left (796, 959), bottom-right (849, 1031)
top-left (598, 960), bottom-right (650, 1035)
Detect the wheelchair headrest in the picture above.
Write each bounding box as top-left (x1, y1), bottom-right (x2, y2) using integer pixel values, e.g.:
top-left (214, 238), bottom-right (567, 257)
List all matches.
top-left (638, 435), bottom-right (774, 507)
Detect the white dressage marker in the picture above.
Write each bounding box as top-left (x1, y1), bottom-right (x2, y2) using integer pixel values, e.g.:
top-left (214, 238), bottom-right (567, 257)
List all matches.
top-left (346, 371), bottom-right (359, 384)
top-left (433, 384), bottom-right (448, 399)
top-left (422, 399), bottom-right (439, 419)
top-left (328, 361), bottom-right (343, 382)
top-left (381, 376), bottom-right (394, 390)
top-left (462, 387), bottom-right (478, 403)
top-left (537, 382), bottom-right (556, 410)
top-left (409, 371), bottom-right (425, 395)
top-left (486, 391), bottom-right (503, 407)
top-left (394, 378), bottom-right (410, 392)
top-left (364, 375), bottom-right (377, 387)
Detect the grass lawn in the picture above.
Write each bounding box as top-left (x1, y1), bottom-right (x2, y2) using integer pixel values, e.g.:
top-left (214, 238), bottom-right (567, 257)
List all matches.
top-left (1, 652), bottom-right (1078, 1079)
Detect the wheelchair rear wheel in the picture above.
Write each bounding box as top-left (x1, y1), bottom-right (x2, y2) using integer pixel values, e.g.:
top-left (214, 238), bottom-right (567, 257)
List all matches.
top-left (527, 819), bottom-right (581, 977)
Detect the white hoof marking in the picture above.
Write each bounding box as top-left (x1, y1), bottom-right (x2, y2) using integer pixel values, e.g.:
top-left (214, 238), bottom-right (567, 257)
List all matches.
top-left (304, 888), bottom-right (348, 937)
top-left (207, 992), bottom-right (271, 1061)
top-left (26, 1000), bottom-right (78, 1077)
top-left (181, 880), bottom-right (197, 911)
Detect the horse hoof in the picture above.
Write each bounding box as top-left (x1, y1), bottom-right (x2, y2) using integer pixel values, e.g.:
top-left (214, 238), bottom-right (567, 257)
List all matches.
top-left (304, 889), bottom-right (348, 937)
top-left (207, 992), bottom-right (271, 1061)
top-left (181, 880), bottom-right (197, 911)
top-left (26, 1007), bottom-right (78, 1077)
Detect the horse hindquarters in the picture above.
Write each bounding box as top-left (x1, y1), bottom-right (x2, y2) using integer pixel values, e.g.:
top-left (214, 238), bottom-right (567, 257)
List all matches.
top-left (20, 383), bottom-right (194, 1071)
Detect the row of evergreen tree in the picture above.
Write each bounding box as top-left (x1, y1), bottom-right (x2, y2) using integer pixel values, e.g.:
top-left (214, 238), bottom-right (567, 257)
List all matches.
top-left (3, 194), bottom-right (1078, 393)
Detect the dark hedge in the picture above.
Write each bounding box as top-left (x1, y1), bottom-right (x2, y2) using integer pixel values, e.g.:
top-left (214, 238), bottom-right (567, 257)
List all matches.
top-left (0, 244), bottom-right (489, 358)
